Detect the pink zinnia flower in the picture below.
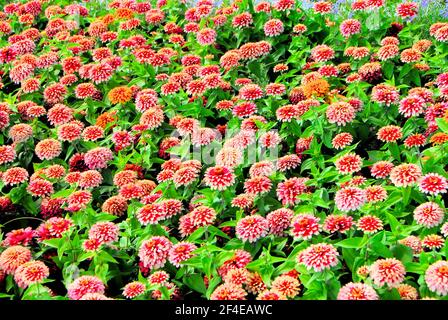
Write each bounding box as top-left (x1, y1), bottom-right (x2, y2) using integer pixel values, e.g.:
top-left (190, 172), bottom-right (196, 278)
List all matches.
top-left (244, 175), bottom-right (272, 195)
top-left (138, 236), bottom-right (172, 270)
top-left (67, 276), bottom-right (105, 300)
top-left (326, 102), bottom-right (356, 126)
top-left (196, 28), bottom-right (216, 46)
top-left (337, 283), bottom-right (378, 300)
top-left (14, 260), bottom-right (49, 289)
top-left (35, 138), bottom-right (62, 160)
top-left (323, 215), bottom-right (353, 233)
top-left (123, 282), bottom-right (146, 299)
top-left (399, 95), bottom-right (426, 117)
top-left (370, 161), bottom-right (394, 178)
top-left (236, 215), bottom-right (269, 243)
top-left (413, 202), bottom-right (445, 228)
top-left (425, 261), bottom-right (448, 296)
top-left (0, 246), bottom-right (32, 274)
top-left (210, 283), bottom-right (247, 300)
top-left (396, 2), bottom-right (419, 18)
top-left (390, 163), bottom-right (422, 187)
top-left (88, 222), bottom-right (119, 244)
top-left (297, 243), bottom-right (339, 272)
top-left (168, 242), bottom-right (197, 267)
top-left (311, 45), bottom-right (334, 62)
top-left (266, 208), bottom-right (294, 236)
top-left (276, 177), bottom-right (308, 205)
top-left (264, 19), bottom-right (284, 37)
top-left (84, 147), bottom-right (114, 170)
top-left (290, 214), bottom-right (320, 240)
top-left (418, 173), bottom-right (448, 195)
top-left (340, 19), bottom-right (361, 37)
top-left (335, 187), bottom-right (366, 212)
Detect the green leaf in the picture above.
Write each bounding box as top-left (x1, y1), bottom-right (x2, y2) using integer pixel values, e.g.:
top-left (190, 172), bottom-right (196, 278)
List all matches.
top-left (381, 288), bottom-right (402, 300)
top-left (388, 143), bottom-right (401, 161)
top-left (9, 184), bottom-right (27, 203)
top-left (22, 195), bottom-right (38, 215)
top-left (391, 244), bottom-right (413, 264)
top-left (184, 273), bottom-right (207, 295)
top-left (371, 240), bottom-right (393, 258)
top-left (335, 237), bottom-right (368, 249)
top-left (42, 238), bottom-right (62, 249)
top-left (51, 188), bottom-right (75, 199)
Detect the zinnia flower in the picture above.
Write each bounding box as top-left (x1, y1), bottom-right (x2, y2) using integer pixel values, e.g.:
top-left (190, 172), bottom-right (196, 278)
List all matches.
top-left (370, 258), bottom-right (406, 288)
top-left (335, 187), bottom-right (366, 212)
top-left (203, 166), bottom-right (236, 191)
top-left (210, 283), bottom-right (247, 300)
top-left (418, 173), bottom-right (448, 195)
top-left (35, 139), bottom-right (62, 160)
top-left (335, 153), bottom-right (363, 174)
top-left (138, 236), bottom-right (172, 270)
top-left (326, 102), bottom-right (356, 126)
top-left (264, 19), bottom-right (284, 37)
top-left (337, 283), bottom-right (378, 300)
top-left (297, 243), bottom-right (339, 272)
top-left (14, 260), bottom-right (49, 288)
top-left (390, 163), bottom-right (422, 187)
top-left (290, 214), bottom-right (320, 240)
top-left (413, 202), bottom-right (445, 228)
top-left (123, 282), bottom-right (146, 299)
top-left (67, 276), bottom-right (105, 300)
top-left (236, 215), bottom-right (269, 243)
top-left (357, 215), bottom-right (383, 233)
top-left (0, 246), bottom-right (32, 274)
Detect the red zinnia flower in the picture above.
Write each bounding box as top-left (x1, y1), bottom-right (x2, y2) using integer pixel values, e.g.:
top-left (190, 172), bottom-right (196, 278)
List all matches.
top-left (357, 215), bottom-right (383, 233)
top-left (323, 215), bottom-right (353, 233)
top-left (335, 153), bottom-right (363, 174)
top-left (377, 125), bottom-right (403, 142)
top-left (276, 177), bottom-right (308, 205)
top-left (204, 166), bottom-right (235, 191)
top-left (264, 19), bottom-right (284, 37)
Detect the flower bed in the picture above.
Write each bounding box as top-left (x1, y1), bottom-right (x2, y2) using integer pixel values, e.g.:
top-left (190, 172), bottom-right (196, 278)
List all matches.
top-left (0, 0), bottom-right (448, 300)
